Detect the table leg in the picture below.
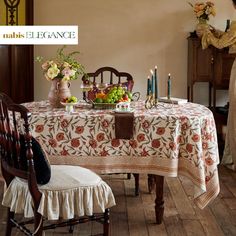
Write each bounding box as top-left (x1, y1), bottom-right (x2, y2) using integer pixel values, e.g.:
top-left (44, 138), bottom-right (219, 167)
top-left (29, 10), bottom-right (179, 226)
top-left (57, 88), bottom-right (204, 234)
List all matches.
top-left (133, 173), bottom-right (139, 196)
top-left (148, 174), bottom-right (155, 193)
top-left (154, 175), bottom-right (164, 224)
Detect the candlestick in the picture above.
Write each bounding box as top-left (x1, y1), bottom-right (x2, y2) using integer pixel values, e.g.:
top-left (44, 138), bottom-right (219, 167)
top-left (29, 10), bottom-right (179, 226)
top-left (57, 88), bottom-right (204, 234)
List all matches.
top-left (150, 69), bottom-right (154, 94)
top-left (147, 76), bottom-right (151, 96)
top-left (167, 73), bottom-right (171, 99)
top-left (154, 66), bottom-right (158, 100)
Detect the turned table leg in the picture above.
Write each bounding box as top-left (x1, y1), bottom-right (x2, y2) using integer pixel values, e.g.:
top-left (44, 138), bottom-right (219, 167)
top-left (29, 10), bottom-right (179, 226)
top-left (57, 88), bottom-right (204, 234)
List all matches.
top-left (148, 174), bottom-right (155, 193)
top-left (133, 173), bottom-right (139, 196)
top-left (154, 175), bottom-right (164, 224)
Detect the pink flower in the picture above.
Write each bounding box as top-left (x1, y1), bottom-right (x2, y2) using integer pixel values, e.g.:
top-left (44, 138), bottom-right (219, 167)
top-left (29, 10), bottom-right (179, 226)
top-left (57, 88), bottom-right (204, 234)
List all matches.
top-left (97, 133), bottom-right (105, 142)
top-left (192, 134), bottom-right (200, 142)
top-left (129, 140), bottom-right (137, 149)
top-left (205, 176), bottom-right (211, 183)
top-left (111, 139), bottom-right (120, 147)
top-left (202, 142), bottom-right (208, 150)
top-left (35, 124), bottom-right (44, 133)
top-left (137, 134), bottom-right (145, 142)
top-left (89, 139), bottom-right (97, 149)
top-left (142, 120), bottom-right (150, 129)
top-left (177, 135), bottom-right (183, 144)
top-left (56, 132), bottom-right (64, 141)
top-left (156, 127), bottom-right (165, 135)
top-left (62, 68), bottom-right (76, 78)
top-left (141, 147), bottom-right (148, 156)
top-left (181, 123), bottom-right (189, 131)
top-left (49, 138), bottom-right (57, 148)
top-left (205, 157), bottom-right (214, 165)
top-left (42, 61), bottom-right (49, 70)
top-left (61, 119), bottom-right (69, 128)
top-left (186, 143), bottom-right (193, 153)
top-left (75, 126), bottom-right (84, 134)
top-left (61, 148), bottom-right (69, 156)
top-left (100, 149), bottom-right (108, 156)
top-left (102, 120), bottom-right (109, 128)
top-left (169, 142), bottom-right (176, 150)
top-left (152, 139), bottom-right (160, 148)
top-left (71, 138), bottom-right (80, 147)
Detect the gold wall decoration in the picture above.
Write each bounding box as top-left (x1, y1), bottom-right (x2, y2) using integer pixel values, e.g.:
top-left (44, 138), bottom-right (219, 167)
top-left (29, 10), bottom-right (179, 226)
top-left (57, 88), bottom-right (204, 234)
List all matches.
top-left (0, 0), bottom-right (25, 25)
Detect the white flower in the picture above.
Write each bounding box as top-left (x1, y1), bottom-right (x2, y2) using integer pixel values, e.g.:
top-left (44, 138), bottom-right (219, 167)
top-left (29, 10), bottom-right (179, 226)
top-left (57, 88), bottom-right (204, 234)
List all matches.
top-left (46, 67), bottom-right (60, 79)
top-left (70, 69), bottom-right (76, 76)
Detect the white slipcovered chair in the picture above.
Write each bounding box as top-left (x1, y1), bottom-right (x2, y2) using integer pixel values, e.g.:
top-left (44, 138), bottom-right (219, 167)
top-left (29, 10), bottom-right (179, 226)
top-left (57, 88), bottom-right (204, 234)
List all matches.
top-left (0, 93), bottom-right (116, 236)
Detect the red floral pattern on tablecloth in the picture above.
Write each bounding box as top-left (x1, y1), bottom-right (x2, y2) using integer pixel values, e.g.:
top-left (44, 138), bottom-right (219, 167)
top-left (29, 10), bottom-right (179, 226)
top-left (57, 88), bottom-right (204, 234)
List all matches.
top-left (24, 101), bottom-right (219, 167)
top-left (23, 101), bottom-right (220, 209)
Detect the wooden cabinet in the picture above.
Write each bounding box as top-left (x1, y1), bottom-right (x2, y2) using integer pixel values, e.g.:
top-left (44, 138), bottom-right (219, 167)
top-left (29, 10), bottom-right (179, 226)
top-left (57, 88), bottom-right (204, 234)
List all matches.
top-left (187, 37), bottom-right (214, 107)
top-left (187, 36), bottom-right (236, 107)
top-left (187, 36), bottom-right (236, 154)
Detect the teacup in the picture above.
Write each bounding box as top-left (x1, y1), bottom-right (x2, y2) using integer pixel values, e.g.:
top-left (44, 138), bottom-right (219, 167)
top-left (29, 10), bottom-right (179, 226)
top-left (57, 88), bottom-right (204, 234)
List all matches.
top-left (116, 102), bottom-right (130, 111)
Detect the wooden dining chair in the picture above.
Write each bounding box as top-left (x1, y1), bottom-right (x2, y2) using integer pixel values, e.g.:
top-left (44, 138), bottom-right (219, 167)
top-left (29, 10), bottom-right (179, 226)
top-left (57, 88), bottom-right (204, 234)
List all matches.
top-left (0, 93), bottom-right (116, 236)
top-left (82, 67), bottom-right (140, 195)
top-left (82, 66), bottom-right (136, 101)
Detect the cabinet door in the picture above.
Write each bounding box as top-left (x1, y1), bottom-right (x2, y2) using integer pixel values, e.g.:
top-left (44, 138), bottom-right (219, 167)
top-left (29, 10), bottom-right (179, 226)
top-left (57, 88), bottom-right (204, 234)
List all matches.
top-left (11, 45), bottom-right (34, 103)
top-left (187, 37), bottom-right (213, 104)
top-left (0, 45), bottom-right (33, 103)
top-left (0, 46), bottom-right (11, 96)
top-left (214, 50), bottom-right (235, 89)
top-left (0, 0), bottom-right (34, 103)
top-left (195, 41), bottom-right (213, 82)
top-left (188, 38), bottom-right (213, 84)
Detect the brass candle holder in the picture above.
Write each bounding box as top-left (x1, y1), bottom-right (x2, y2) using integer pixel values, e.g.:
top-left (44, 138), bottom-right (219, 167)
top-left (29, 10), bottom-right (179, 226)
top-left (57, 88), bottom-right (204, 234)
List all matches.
top-left (145, 94), bottom-right (158, 109)
top-left (145, 95), bottom-right (177, 110)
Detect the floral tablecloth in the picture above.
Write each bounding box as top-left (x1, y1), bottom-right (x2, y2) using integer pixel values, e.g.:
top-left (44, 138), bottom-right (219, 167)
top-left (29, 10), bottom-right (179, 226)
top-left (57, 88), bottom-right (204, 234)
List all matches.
top-left (23, 101), bottom-right (220, 209)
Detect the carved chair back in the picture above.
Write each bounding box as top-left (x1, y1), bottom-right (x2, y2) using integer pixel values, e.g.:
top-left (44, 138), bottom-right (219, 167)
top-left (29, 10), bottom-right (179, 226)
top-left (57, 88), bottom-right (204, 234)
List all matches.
top-left (81, 66), bottom-right (134, 101)
top-left (0, 92), bottom-right (42, 206)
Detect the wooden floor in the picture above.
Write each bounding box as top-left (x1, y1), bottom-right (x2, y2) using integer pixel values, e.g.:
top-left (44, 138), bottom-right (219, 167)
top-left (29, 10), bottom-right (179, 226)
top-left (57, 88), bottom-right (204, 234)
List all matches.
top-left (0, 165), bottom-right (236, 236)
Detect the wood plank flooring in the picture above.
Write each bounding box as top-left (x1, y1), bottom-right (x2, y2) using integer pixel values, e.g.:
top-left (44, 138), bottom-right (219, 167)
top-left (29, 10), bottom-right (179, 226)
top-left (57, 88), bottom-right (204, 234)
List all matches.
top-left (0, 165), bottom-right (236, 236)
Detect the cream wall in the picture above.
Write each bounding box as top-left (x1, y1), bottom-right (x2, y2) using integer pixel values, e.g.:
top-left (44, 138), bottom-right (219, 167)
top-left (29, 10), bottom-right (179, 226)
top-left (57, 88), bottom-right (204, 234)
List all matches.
top-left (34, 0), bottom-right (236, 105)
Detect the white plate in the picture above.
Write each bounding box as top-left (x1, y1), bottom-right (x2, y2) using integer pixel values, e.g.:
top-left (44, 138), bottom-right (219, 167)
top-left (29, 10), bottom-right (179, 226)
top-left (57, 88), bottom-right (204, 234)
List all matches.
top-left (114, 108), bottom-right (134, 113)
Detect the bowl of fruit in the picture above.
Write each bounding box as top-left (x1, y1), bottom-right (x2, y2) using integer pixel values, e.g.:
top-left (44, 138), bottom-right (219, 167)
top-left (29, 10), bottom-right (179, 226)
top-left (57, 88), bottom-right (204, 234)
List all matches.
top-left (92, 86), bottom-right (132, 109)
top-left (61, 96), bottom-right (78, 113)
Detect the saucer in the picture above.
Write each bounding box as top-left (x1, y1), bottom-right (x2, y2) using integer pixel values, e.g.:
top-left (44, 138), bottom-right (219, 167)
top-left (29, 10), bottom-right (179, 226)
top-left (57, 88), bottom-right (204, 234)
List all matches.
top-left (60, 102), bottom-right (78, 106)
top-left (114, 108), bottom-right (134, 113)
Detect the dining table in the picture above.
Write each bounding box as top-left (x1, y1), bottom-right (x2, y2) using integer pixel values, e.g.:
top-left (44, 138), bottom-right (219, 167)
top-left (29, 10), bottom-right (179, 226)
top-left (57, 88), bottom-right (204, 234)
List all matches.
top-left (23, 100), bottom-right (220, 224)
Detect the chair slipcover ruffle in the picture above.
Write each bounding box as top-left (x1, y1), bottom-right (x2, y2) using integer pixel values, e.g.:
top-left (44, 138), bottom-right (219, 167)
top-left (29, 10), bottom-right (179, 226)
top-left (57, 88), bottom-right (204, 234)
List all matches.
top-left (2, 165), bottom-right (116, 220)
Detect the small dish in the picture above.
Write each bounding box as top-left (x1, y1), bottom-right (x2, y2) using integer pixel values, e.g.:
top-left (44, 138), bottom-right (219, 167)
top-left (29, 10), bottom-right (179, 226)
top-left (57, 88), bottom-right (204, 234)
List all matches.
top-left (114, 108), bottom-right (134, 113)
top-left (60, 102), bottom-right (78, 106)
top-left (60, 102), bottom-right (78, 113)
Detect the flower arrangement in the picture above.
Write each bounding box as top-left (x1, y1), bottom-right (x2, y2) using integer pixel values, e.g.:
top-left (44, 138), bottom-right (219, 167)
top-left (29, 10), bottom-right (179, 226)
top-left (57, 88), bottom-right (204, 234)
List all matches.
top-left (36, 46), bottom-right (85, 81)
top-left (189, 1), bottom-right (216, 22)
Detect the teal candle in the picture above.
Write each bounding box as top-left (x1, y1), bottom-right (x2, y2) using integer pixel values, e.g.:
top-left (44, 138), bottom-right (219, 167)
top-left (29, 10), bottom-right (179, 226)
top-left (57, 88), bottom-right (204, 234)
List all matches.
top-left (167, 73), bottom-right (171, 99)
top-left (147, 77), bottom-right (151, 96)
top-left (150, 69), bottom-right (154, 94)
top-left (154, 66), bottom-right (158, 99)
top-left (152, 76), bottom-right (155, 94)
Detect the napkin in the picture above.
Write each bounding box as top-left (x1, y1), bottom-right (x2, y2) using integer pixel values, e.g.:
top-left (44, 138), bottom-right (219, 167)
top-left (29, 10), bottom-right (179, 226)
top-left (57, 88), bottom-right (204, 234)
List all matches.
top-left (114, 112), bottom-right (134, 139)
